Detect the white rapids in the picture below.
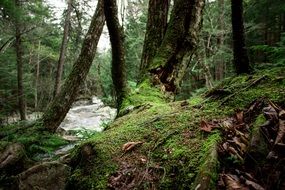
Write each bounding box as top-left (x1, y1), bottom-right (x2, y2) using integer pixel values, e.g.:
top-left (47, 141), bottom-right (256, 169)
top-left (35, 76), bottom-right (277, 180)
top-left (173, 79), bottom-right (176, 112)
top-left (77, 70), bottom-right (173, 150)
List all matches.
top-left (58, 96), bottom-right (116, 134)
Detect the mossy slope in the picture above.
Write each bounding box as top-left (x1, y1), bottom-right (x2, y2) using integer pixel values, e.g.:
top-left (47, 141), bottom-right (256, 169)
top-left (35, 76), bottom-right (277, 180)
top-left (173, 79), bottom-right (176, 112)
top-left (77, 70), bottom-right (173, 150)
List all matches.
top-left (68, 67), bottom-right (285, 189)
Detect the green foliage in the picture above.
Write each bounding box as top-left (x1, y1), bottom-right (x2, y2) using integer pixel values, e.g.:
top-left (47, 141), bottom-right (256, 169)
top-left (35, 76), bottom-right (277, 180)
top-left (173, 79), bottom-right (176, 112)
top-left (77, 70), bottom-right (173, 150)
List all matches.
top-left (245, 0), bottom-right (285, 64)
top-left (124, 0), bottom-right (147, 82)
top-left (251, 33), bottom-right (285, 66)
top-left (0, 122), bottom-right (68, 159)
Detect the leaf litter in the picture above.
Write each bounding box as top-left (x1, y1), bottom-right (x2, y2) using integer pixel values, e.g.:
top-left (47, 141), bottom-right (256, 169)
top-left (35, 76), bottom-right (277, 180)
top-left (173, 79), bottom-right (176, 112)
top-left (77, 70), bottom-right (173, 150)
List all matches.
top-left (200, 98), bottom-right (285, 189)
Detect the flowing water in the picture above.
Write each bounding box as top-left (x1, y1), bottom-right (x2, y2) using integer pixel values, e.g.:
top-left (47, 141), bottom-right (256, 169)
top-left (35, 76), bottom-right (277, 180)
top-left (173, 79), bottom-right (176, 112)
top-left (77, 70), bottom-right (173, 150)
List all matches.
top-left (9, 96), bottom-right (117, 160)
top-left (58, 96), bottom-right (116, 134)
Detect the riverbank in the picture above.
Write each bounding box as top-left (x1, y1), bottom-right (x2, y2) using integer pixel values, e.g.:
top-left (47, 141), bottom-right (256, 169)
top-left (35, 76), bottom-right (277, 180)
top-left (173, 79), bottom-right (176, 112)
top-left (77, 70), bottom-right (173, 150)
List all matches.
top-left (0, 66), bottom-right (284, 189)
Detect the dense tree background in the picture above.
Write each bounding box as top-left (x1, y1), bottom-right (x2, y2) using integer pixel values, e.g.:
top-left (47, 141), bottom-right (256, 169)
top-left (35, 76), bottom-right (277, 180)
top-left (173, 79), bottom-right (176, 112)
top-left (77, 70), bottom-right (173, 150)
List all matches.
top-left (0, 0), bottom-right (285, 123)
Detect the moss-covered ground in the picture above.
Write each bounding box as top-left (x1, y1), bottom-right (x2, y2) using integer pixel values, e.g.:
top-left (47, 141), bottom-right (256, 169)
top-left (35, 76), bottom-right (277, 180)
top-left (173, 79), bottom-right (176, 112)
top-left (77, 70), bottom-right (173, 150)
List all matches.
top-left (67, 66), bottom-right (285, 189)
top-left (0, 121), bottom-right (68, 160)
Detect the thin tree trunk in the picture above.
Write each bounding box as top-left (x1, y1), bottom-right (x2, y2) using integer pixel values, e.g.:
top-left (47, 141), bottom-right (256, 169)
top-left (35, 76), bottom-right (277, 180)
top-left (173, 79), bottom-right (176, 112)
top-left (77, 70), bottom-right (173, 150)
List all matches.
top-left (215, 0), bottom-right (225, 80)
top-left (35, 41), bottom-right (41, 110)
top-left (42, 0), bottom-right (105, 132)
top-left (197, 52), bottom-right (213, 90)
top-left (72, 4), bottom-right (83, 51)
top-left (139, 0), bottom-right (170, 82)
top-left (231, 0), bottom-right (250, 74)
top-left (104, 0), bottom-right (128, 110)
top-left (15, 0), bottom-right (26, 120)
top-left (283, 13), bottom-right (285, 33)
top-left (54, 0), bottom-right (73, 97)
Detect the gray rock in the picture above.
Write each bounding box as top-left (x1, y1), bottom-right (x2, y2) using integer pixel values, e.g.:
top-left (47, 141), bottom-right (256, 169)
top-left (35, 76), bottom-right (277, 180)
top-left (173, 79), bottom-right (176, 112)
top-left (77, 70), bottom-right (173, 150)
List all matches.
top-left (17, 161), bottom-right (71, 190)
top-left (0, 143), bottom-right (25, 169)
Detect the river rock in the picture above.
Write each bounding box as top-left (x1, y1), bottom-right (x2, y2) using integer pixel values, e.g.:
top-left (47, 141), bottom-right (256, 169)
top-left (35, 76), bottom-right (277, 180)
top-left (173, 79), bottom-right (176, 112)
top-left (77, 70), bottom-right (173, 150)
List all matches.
top-left (0, 143), bottom-right (25, 170)
top-left (17, 161), bottom-right (71, 190)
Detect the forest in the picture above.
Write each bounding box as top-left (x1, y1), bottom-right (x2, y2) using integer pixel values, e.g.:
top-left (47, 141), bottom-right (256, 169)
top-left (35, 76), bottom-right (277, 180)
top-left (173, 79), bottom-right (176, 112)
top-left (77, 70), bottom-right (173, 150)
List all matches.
top-left (0, 0), bottom-right (284, 189)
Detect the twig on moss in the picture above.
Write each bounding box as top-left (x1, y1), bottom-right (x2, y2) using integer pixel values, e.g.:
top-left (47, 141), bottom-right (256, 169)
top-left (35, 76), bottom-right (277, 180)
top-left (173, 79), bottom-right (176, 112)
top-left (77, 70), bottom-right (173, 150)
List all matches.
top-left (220, 75), bottom-right (267, 105)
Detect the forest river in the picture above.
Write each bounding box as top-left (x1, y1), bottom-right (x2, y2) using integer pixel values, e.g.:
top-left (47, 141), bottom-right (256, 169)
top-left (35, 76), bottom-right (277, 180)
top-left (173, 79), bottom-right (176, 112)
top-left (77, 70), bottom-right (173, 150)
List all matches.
top-left (8, 96), bottom-right (116, 135)
top-left (57, 96), bottom-right (116, 135)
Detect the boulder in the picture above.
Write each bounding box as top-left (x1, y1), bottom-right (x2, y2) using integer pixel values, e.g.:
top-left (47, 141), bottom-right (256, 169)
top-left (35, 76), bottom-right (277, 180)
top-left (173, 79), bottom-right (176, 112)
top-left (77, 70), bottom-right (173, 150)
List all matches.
top-left (17, 161), bottom-right (71, 190)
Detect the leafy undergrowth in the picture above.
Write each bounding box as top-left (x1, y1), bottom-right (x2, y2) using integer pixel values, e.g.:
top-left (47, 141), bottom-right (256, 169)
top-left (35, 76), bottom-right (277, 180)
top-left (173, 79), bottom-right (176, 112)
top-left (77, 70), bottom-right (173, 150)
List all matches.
top-left (0, 121), bottom-right (68, 160)
top-left (67, 66), bottom-right (285, 189)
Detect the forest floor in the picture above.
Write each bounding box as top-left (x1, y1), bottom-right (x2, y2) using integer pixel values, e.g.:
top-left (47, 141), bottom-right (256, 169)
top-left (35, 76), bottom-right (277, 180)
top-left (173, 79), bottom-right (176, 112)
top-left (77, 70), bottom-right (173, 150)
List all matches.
top-left (66, 66), bottom-right (285, 189)
top-left (0, 66), bottom-right (285, 189)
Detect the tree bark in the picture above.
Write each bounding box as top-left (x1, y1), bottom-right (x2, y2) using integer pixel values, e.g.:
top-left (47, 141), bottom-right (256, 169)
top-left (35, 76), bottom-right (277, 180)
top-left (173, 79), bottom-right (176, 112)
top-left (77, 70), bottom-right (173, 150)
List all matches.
top-left (54, 0), bottom-right (73, 97)
top-left (198, 41), bottom-right (213, 89)
top-left (231, 0), bottom-right (250, 74)
top-left (15, 0), bottom-right (26, 120)
top-left (215, 0), bottom-right (225, 80)
top-left (41, 0), bottom-right (105, 132)
top-left (35, 41), bottom-right (41, 110)
top-left (283, 13), bottom-right (285, 33)
top-left (139, 0), bottom-right (170, 82)
top-left (146, 0), bottom-right (205, 94)
top-left (104, 0), bottom-right (128, 110)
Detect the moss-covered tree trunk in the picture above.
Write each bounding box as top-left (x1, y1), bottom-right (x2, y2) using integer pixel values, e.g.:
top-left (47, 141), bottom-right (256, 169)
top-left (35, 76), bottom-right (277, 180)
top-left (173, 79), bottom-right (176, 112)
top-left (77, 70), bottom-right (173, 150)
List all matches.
top-left (15, 0), bottom-right (26, 120)
top-left (41, 0), bottom-right (105, 132)
top-left (138, 0), bottom-right (170, 82)
top-left (231, 0), bottom-right (250, 74)
top-left (104, 0), bottom-right (128, 111)
top-left (143, 0), bottom-right (205, 94)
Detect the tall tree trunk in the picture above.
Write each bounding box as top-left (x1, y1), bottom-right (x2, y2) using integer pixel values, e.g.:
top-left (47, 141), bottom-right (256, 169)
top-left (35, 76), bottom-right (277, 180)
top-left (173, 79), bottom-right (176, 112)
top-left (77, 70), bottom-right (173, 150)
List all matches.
top-left (283, 13), bottom-right (285, 33)
top-left (146, 0), bottom-right (205, 94)
top-left (231, 0), bottom-right (250, 74)
top-left (54, 0), bottom-right (73, 97)
top-left (139, 0), bottom-right (170, 82)
top-left (104, 0), bottom-right (128, 110)
top-left (42, 0), bottom-right (105, 132)
top-left (215, 0), bottom-right (225, 80)
top-left (35, 41), bottom-right (41, 110)
top-left (15, 0), bottom-right (26, 120)
top-left (200, 38), bottom-right (214, 89)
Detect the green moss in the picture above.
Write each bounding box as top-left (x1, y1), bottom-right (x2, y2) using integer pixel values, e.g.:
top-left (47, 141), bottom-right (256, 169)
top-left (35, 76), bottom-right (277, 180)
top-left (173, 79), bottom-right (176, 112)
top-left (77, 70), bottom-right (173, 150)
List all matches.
top-left (188, 96), bottom-right (204, 106)
top-left (119, 79), bottom-right (166, 115)
top-left (193, 133), bottom-right (221, 190)
top-left (0, 122), bottom-right (68, 159)
top-left (253, 114), bottom-right (266, 129)
top-left (248, 114), bottom-right (269, 162)
top-left (68, 67), bottom-right (285, 189)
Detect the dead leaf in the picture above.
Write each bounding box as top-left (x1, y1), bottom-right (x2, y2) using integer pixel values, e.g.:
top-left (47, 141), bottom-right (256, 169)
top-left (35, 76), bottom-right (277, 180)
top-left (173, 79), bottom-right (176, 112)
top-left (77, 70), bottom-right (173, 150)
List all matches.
top-left (263, 105), bottom-right (278, 122)
top-left (245, 179), bottom-right (265, 190)
top-left (222, 142), bottom-right (229, 150)
top-left (233, 137), bottom-right (247, 153)
top-left (236, 110), bottom-right (244, 124)
top-left (279, 110), bottom-right (285, 120)
top-left (140, 157), bottom-right (147, 164)
top-left (275, 119), bottom-right (285, 145)
top-left (122, 141), bottom-right (143, 153)
top-left (228, 146), bottom-right (243, 161)
top-left (200, 120), bottom-right (216, 132)
top-left (222, 174), bottom-right (249, 190)
top-left (221, 120), bottom-right (235, 132)
top-left (266, 151), bottom-right (278, 160)
top-left (268, 100), bottom-right (282, 112)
